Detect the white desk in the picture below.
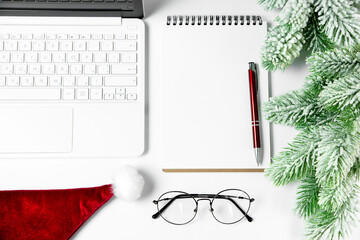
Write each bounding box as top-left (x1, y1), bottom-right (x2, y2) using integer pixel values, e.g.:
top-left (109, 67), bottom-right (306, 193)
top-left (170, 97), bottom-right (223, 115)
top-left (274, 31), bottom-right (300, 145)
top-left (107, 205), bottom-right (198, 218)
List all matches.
top-left (0, 0), bottom-right (359, 239)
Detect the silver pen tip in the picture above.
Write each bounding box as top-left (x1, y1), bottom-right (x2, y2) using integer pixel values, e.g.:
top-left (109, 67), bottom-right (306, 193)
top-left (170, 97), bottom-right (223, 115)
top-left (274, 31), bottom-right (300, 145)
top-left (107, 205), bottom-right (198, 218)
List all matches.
top-left (254, 148), bottom-right (262, 166)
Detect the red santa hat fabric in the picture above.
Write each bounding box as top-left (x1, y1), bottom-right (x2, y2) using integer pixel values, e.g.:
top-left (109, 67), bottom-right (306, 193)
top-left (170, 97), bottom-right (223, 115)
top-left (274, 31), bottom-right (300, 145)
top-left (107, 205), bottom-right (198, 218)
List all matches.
top-left (0, 184), bottom-right (113, 240)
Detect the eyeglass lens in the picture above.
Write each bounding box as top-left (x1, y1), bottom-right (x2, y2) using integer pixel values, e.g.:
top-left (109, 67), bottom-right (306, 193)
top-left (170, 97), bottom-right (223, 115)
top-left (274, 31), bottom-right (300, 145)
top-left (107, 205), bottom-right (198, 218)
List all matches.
top-left (157, 191), bottom-right (197, 225)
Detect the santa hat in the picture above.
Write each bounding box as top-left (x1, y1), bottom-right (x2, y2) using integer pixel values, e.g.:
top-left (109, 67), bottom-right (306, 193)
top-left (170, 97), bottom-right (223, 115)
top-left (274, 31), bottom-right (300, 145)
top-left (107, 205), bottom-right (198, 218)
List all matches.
top-left (0, 166), bottom-right (144, 240)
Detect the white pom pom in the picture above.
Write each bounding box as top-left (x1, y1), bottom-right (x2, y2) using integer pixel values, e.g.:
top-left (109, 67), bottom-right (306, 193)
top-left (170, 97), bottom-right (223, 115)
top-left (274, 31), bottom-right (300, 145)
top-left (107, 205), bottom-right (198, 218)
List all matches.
top-left (112, 165), bottom-right (145, 201)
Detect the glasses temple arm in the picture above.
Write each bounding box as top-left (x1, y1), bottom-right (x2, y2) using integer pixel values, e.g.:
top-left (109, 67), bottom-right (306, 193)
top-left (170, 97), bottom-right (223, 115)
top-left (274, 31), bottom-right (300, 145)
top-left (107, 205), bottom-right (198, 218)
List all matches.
top-left (228, 198), bottom-right (253, 222)
top-left (152, 194), bottom-right (191, 219)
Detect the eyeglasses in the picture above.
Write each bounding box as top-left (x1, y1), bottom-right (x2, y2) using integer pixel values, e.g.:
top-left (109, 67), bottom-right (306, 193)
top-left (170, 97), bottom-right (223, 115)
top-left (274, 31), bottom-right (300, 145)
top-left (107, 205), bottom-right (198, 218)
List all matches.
top-left (152, 189), bottom-right (254, 225)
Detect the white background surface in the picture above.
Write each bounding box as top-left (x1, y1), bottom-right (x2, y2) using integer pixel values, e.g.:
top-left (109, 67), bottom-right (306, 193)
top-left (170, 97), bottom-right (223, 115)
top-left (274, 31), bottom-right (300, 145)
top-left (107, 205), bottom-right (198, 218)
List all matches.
top-left (0, 0), bottom-right (359, 239)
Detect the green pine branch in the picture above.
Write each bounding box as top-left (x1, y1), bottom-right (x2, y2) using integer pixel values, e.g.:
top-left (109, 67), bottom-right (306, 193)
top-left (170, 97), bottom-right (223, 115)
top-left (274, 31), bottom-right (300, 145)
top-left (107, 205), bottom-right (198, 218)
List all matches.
top-left (305, 184), bottom-right (360, 240)
top-left (258, 0), bottom-right (288, 10)
top-left (315, 123), bottom-right (360, 187)
top-left (318, 174), bottom-right (358, 213)
top-left (265, 127), bottom-right (319, 186)
top-left (261, 0), bottom-right (311, 71)
top-left (307, 44), bottom-right (360, 80)
top-left (315, 0), bottom-right (360, 46)
top-left (296, 175), bottom-right (320, 218)
top-left (304, 10), bottom-right (335, 53)
top-left (263, 88), bottom-right (322, 127)
top-left (319, 71), bottom-right (360, 113)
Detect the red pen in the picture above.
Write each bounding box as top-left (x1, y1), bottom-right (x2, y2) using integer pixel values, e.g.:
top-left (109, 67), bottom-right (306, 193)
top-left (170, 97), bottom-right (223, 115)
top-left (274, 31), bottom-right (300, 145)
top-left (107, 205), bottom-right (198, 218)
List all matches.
top-left (248, 62), bottom-right (262, 166)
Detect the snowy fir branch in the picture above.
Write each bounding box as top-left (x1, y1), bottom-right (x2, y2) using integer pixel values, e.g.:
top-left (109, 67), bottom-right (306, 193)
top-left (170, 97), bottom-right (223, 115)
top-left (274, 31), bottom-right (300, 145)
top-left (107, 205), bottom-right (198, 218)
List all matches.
top-left (263, 88), bottom-right (322, 127)
top-left (265, 127), bottom-right (319, 186)
top-left (305, 185), bottom-right (360, 240)
top-left (296, 176), bottom-right (320, 218)
top-left (258, 0), bottom-right (288, 10)
top-left (260, 0), bottom-right (360, 71)
top-left (304, 10), bottom-right (335, 53)
top-left (307, 44), bottom-right (360, 80)
top-left (315, 0), bottom-right (360, 47)
top-left (263, 40), bottom-right (360, 239)
top-left (261, 0), bottom-right (311, 71)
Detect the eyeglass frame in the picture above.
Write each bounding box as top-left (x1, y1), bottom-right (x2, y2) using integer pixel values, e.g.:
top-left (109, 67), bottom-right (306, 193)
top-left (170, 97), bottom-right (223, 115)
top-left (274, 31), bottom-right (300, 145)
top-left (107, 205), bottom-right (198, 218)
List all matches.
top-left (152, 189), bottom-right (255, 225)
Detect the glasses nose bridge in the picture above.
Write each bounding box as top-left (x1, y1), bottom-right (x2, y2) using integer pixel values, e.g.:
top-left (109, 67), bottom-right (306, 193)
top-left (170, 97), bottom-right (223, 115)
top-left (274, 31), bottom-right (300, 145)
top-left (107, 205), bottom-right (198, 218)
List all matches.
top-left (195, 198), bottom-right (212, 207)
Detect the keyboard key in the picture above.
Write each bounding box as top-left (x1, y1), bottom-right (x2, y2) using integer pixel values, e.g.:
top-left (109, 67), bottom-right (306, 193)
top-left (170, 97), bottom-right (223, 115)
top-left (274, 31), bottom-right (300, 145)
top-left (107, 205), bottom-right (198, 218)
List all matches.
top-left (104, 34), bottom-right (114, 40)
top-left (0, 53), bottom-right (10, 62)
top-left (58, 34), bottom-right (67, 40)
top-left (84, 65), bottom-right (96, 75)
top-left (25, 53), bottom-right (38, 63)
top-left (115, 88), bottom-right (126, 94)
top-left (97, 64), bottom-right (110, 75)
top-left (80, 34), bottom-right (91, 40)
top-left (104, 76), bottom-right (137, 86)
top-left (127, 33), bottom-right (137, 40)
top-left (10, 33), bottom-right (21, 40)
top-left (33, 41), bottom-right (45, 51)
top-left (115, 33), bottom-right (126, 40)
top-left (115, 93), bottom-right (126, 100)
top-left (0, 64), bottom-right (13, 74)
top-left (63, 76), bottom-right (75, 86)
top-left (46, 34), bottom-right (57, 40)
top-left (94, 53), bottom-right (107, 63)
top-left (104, 93), bottom-right (114, 100)
top-left (90, 88), bottom-right (103, 100)
top-left (21, 76), bottom-right (34, 87)
top-left (101, 41), bottom-right (113, 51)
top-left (35, 76), bottom-right (48, 86)
top-left (56, 64), bottom-right (69, 74)
top-left (81, 52), bottom-right (93, 63)
top-left (69, 34), bottom-right (80, 40)
top-left (111, 64), bottom-right (137, 75)
top-left (60, 41), bottom-right (72, 51)
top-left (67, 52), bottom-right (79, 63)
top-left (127, 93), bottom-right (137, 100)
top-left (115, 41), bottom-right (136, 51)
top-left (19, 41), bottom-right (32, 51)
top-left (22, 34), bottom-right (33, 40)
top-left (5, 41), bottom-right (17, 51)
top-left (90, 76), bottom-right (103, 86)
top-left (14, 64), bottom-right (27, 75)
top-left (0, 89), bottom-right (61, 100)
top-left (76, 76), bottom-right (89, 86)
top-left (29, 64), bottom-right (41, 75)
top-left (53, 52), bottom-right (66, 63)
top-left (46, 41), bottom-right (59, 51)
top-left (0, 76), bottom-right (5, 86)
top-left (6, 76), bottom-right (20, 86)
top-left (49, 76), bottom-right (62, 86)
top-left (108, 53), bottom-right (120, 63)
top-left (11, 52), bottom-right (24, 63)
top-left (92, 34), bottom-right (102, 40)
top-left (34, 34), bottom-right (45, 40)
top-left (76, 88), bottom-right (89, 100)
top-left (39, 52), bottom-right (52, 63)
top-left (74, 41), bottom-right (86, 51)
top-left (122, 53), bottom-right (137, 63)
top-left (0, 34), bottom-right (9, 40)
top-left (70, 64), bottom-right (83, 75)
top-left (88, 41), bottom-right (100, 51)
top-left (43, 64), bottom-right (55, 75)
top-left (62, 88), bottom-right (75, 100)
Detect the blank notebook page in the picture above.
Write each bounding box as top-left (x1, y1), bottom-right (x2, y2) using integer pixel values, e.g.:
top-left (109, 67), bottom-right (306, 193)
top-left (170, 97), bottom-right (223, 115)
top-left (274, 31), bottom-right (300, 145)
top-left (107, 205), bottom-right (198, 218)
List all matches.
top-left (161, 16), bottom-right (270, 171)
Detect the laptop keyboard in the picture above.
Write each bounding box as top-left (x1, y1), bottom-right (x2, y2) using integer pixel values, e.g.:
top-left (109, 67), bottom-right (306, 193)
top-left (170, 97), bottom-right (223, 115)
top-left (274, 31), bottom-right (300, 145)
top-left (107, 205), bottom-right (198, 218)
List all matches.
top-left (0, 32), bottom-right (138, 101)
top-left (0, 0), bottom-right (134, 10)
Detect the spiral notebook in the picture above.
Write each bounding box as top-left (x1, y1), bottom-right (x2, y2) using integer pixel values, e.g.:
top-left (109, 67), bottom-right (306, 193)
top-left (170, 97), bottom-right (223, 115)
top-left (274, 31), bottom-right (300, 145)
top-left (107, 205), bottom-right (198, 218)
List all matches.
top-left (161, 15), bottom-right (270, 172)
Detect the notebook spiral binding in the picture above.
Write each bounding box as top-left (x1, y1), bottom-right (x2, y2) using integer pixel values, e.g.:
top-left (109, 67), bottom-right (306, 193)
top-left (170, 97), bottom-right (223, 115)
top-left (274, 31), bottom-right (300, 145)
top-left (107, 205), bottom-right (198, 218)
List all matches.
top-left (166, 15), bottom-right (263, 26)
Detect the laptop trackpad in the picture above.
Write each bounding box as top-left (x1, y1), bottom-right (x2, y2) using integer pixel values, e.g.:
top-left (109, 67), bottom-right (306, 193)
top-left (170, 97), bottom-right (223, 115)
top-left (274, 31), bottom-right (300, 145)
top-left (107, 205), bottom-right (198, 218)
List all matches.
top-left (0, 106), bottom-right (73, 153)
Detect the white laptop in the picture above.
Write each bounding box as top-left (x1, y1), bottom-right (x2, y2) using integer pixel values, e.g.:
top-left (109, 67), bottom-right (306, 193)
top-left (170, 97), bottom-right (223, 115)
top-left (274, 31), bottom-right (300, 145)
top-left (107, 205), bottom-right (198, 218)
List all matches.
top-left (0, 0), bottom-right (145, 158)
